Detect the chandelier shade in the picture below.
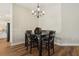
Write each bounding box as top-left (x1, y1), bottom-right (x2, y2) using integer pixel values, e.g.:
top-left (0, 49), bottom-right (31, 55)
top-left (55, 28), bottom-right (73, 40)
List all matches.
top-left (32, 3), bottom-right (45, 18)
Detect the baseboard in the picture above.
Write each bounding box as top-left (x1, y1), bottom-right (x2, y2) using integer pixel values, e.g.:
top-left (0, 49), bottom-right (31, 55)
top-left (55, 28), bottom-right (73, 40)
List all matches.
top-left (11, 41), bottom-right (25, 46)
top-left (54, 42), bottom-right (62, 46)
top-left (11, 41), bottom-right (62, 46)
top-left (58, 43), bottom-right (79, 46)
top-left (11, 41), bottom-right (79, 46)
top-left (55, 42), bottom-right (79, 46)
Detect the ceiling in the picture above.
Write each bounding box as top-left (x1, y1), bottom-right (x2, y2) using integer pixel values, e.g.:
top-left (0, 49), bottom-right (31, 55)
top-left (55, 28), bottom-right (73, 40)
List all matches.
top-left (16, 3), bottom-right (60, 10)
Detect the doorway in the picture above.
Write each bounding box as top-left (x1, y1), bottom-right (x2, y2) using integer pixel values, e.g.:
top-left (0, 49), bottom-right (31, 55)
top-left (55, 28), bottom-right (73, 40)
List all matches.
top-left (0, 21), bottom-right (11, 55)
top-left (0, 21), bottom-right (10, 42)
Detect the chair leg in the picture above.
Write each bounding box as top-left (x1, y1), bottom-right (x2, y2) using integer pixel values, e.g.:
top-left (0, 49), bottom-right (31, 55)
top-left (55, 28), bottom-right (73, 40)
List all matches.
top-left (45, 43), bottom-right (48, 49)
top-left (39, 40), bottom-right (42, 56)
top-left (30, 41), bottom-right (32, 54)
top-left (53, 44), bottom-right (54, 54)
top-left (48, 41), bottom-right (50, 56)
top-left (26, 43), bottom-right (28, 50)
top-left (37, 41), bottom-right (39, 50)
top-left (25, 35), bottom-right (28, 50)
top-left (53, 39), bottom-right (54, 54)
top-left (25, 41), bottom-right (28, 50)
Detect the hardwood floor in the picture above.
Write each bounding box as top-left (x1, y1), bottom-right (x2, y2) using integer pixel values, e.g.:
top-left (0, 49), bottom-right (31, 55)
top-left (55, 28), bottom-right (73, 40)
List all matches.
top-left (1, 39), bottom-right (79, 56)
top-left (13, 44), bottom-right (79, 56)
top-left (0, 39), bottom-right (12, 55)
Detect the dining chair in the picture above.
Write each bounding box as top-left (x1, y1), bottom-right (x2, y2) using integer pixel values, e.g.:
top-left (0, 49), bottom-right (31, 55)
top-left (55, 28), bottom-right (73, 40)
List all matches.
top-left (34, 27), bottom-right (42, 35)
top-left (30, 27), bottom-right (42, 54)
top-left (25, 30), bottom-right (32, 50)
top-left (42, 30), bottom-right (56, 56)
top-left (25, 30), bottom-right (38, 54)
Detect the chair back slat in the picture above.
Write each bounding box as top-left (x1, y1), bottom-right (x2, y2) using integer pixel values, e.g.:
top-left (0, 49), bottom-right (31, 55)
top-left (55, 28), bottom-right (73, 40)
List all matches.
top-left (34, 27), bottom-right (42, 35)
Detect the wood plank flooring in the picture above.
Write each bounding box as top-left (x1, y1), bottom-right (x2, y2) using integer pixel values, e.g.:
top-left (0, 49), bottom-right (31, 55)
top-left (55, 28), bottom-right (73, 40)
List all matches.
top-left (0, 39), bottom-right (12, 55)
top-left (13, 44), bottom-right (79, 56)
top-left (1, 39), bottom-right (79, 56)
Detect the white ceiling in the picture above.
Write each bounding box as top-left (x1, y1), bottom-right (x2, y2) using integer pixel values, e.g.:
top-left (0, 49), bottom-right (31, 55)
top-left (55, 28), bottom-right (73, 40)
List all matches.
top-left (16, 3), bottom-right (60, 10)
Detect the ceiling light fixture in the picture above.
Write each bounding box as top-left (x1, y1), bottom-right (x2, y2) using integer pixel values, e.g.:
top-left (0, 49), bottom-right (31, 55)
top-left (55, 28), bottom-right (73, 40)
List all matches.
top-left (32, 3), bottom-right (45, 18)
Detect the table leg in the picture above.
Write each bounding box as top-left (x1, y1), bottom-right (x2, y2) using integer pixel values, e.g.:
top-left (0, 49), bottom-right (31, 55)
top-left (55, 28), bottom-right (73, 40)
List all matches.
top-left (30, 40), bottom-right (32, 54)
top-left (53, 38), bottom-right (54, 54)
top-left (48, 38), bottom-right (50, 56)
top-left (39, 37), bottom-right (42, 56)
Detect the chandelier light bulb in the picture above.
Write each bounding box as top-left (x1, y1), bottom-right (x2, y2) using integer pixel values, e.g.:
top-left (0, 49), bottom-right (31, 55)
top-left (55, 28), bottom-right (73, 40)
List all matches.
top-left (34, 13), bottom-right (37, 16)
top-left (32, 10), bottom-right (34, 13)
top-left (42, 11), bottom-right (45, 15)
top-left (37, 8), bottom-right (40, 11)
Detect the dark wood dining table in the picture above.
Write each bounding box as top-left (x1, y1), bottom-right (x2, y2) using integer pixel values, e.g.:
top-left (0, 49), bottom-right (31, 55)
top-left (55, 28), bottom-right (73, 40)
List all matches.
top-left (31, 32), bottom-right (49, 56)
top-left (25, 30), bottom-right (55, 56)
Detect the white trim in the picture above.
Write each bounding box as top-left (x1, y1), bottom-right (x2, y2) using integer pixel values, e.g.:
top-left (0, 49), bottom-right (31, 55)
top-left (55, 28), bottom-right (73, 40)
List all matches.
top-left (11, 41), bottom-right (79, 46)
top-left (10, 3), bottom-right (13, 44)
top-left (11, 41), bottom-right (25, 46)
top-left (55, 42), bottom-right (79, 46)
top-left (54, 42), bottom-right (62, 45)
top-left (58, 43), bottom-right (79, 46)
top-left (11, 41), bottom-right (59, 46)
top-left (12, 41), bottom-right (58, 46)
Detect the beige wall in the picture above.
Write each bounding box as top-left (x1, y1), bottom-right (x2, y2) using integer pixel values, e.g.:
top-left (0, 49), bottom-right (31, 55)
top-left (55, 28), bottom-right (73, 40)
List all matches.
top-left (12, 3), bottom-right (62, 45)
top-left (60, 3), bottom-right (79, 45)
top-left (12, 3), bottom-right (79, 45)
top-left (37, 3), bottom-right (79, 45)
top-left (12, 4), bottom-right (38, 45)
top-left (38, 3), bottom-right (62, 33)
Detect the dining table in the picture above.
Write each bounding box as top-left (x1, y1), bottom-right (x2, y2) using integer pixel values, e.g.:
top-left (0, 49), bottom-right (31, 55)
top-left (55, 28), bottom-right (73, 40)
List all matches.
top-left (31, 31), bottom-right (49, 56)
top-left (25, 30), bottom-right (55, 56)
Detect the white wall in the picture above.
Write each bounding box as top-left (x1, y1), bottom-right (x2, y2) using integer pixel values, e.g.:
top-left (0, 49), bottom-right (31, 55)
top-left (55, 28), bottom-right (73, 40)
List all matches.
top-left (38, 3), bottom-right (79, 45)
top-left (38, 3), bottom-right (62, 33)
top-left (12, 3), bottom-right (79, 46)
top-left (60, 3), bottom-right (79, 45)
top-left (12, 4), bottom-right (38, 45)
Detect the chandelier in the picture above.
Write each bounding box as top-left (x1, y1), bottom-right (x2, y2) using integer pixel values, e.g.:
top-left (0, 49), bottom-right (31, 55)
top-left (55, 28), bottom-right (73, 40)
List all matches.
top-left (32, 3), bottom-right (45, 18)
